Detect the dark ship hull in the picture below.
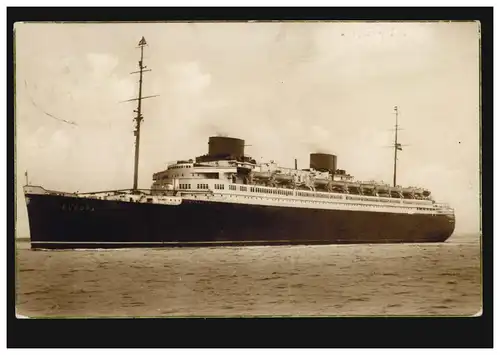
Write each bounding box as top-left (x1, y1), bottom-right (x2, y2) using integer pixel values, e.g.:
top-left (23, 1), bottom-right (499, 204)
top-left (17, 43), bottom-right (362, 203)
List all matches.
top-left (25, 190), bottom-right (456, 249)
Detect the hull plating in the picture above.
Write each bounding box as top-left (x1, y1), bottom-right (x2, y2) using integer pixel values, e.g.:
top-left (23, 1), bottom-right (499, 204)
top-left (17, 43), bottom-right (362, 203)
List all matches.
top-left (25, 193), bottom-right (455, 249)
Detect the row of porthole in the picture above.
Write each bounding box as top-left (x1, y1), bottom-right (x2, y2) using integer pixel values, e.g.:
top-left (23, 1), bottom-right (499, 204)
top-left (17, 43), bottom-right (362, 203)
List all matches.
top-left (168, 182), bottom-right (427, 205)
top-left (188, 195), bottom-right (433, 213)
top-left (250, 187), bottom-right (293, 196)
top-left (232, 188), bottom-right (424, 204)
top-left (191, 195), bottom-right (438, 213)
top-left (210, 195), bottom-right (427, 210)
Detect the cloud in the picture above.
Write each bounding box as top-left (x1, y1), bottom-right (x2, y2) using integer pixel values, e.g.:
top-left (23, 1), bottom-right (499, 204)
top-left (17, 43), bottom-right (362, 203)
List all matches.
top-left (86, 52), bottom-right (119, 77)
top-left (166, 61), bottom-right (212, 95)
top-left (306, 125), bottom-right (333, 153)
top-left (147, 60), bottom-right (236, 140)
top-left (307, 22), bottom-right (437, 83)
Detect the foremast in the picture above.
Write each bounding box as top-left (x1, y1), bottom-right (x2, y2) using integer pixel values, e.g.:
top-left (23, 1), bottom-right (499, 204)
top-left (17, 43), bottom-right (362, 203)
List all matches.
top-left (124, 37), bottom-right (158, 191)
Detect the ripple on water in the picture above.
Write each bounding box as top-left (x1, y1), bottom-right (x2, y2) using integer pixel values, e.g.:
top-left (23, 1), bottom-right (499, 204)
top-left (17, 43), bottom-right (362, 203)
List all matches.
top-left (15, 238), bottom-right (481, 317)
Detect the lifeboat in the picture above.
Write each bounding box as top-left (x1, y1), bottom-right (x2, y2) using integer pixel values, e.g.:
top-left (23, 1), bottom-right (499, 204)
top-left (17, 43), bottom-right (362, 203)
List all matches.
top-left (389, 187), bottom-right (404, 198)
top-left (252, 171), bottom-right (272, 180)
top-left (274, 173), bottom-right (294, 184)
top-left (313, 178), bottom-right (331, 189)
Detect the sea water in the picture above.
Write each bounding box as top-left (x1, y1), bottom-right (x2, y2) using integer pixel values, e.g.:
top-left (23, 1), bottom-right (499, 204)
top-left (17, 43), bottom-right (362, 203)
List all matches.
top-left (15, 233), bottom-right (481, 317)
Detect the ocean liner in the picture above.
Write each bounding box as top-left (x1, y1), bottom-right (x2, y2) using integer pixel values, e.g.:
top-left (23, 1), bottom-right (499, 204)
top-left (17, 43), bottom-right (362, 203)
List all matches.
top-left (23, 37), bottom-right (455, 249)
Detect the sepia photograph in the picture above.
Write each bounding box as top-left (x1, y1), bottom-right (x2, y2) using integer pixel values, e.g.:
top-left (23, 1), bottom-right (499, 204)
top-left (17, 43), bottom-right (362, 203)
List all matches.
top-left (14, 20), bottom-right (482, 319)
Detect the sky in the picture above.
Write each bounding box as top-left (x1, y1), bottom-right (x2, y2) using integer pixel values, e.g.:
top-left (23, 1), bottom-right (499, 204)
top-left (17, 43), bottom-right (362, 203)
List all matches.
top-left (14, 21), bottom-right (481, 237)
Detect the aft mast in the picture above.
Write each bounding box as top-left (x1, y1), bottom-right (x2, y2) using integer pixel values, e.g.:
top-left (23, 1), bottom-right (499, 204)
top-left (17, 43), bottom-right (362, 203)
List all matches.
top-left (123, 37), bottom-right (158, 191)
top-left (392, 105), bottom-right (403, 187)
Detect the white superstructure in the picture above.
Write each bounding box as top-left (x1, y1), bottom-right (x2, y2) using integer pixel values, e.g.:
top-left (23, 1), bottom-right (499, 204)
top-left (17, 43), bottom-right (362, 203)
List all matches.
top-left (148, 158), bottom-right (454, 217)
